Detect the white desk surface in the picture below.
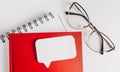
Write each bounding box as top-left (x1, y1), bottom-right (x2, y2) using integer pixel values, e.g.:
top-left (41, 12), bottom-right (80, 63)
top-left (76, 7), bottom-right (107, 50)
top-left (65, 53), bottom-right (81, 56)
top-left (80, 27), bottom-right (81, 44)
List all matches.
top-left (0, 0), bottom-right (120, 72)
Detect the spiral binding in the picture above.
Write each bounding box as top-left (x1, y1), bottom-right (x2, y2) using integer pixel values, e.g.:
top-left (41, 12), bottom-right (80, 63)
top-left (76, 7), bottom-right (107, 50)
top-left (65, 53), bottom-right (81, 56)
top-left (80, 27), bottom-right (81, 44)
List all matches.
top-left (0, 12), bottom-right (54, 43)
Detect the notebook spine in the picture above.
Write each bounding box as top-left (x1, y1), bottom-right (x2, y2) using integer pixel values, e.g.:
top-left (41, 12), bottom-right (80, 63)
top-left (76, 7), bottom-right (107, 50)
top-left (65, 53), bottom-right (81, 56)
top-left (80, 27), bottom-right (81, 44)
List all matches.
top-left (0, 12), bottom-right (54, 43)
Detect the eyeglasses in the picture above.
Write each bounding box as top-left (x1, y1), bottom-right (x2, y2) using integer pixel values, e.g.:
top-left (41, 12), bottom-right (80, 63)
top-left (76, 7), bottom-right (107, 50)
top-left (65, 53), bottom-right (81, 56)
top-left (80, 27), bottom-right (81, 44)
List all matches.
top-left (65, 2), bottom-right (115, 54)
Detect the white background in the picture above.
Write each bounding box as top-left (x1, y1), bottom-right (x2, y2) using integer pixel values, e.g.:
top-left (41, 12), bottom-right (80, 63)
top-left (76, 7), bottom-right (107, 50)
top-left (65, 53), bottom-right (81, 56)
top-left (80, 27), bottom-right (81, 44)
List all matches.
top-left (0, 0), bottom-right (120, 72)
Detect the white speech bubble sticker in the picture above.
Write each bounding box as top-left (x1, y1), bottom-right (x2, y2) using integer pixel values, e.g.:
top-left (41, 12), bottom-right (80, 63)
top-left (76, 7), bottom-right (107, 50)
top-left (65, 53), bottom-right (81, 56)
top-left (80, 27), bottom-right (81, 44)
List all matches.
top-left (35, 35), bottom-right (76, 68)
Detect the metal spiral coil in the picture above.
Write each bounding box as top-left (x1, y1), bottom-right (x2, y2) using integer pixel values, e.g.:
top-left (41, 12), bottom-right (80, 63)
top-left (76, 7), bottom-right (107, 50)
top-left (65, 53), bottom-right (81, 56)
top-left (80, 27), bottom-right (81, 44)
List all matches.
top-left (0, 12), bottom-right (54, 43)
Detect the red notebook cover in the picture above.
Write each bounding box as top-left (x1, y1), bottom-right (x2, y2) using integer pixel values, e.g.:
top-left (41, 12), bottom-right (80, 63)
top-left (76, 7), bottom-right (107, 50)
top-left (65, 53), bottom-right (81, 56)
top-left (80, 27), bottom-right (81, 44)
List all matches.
top-left (9, 32), bottom-right (83, 72)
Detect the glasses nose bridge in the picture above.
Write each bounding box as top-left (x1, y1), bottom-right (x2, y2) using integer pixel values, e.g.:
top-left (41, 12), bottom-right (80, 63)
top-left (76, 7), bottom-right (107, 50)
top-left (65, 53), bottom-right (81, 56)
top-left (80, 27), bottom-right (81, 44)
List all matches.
top-left (88, 23), bottom-right (98, 31)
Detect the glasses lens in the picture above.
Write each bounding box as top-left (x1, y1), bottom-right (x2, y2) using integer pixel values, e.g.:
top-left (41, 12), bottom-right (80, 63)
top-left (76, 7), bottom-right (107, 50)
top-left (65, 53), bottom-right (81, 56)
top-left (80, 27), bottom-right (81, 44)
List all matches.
top-left (67, 3), bottom-right (89, 29)
top-left (87, 31), bottom-right (114, 53)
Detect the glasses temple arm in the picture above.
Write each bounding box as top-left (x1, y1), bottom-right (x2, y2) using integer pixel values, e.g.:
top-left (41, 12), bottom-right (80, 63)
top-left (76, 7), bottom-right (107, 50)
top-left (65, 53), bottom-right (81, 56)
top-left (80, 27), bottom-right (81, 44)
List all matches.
top-left (65, 11), bottom-right (90, 22)
top-left (98, 32), bottom-right (104, 54)
top-left (71, 2), bottom-right (90, 20)
top-left (100, 32), bottom-right (115, 52)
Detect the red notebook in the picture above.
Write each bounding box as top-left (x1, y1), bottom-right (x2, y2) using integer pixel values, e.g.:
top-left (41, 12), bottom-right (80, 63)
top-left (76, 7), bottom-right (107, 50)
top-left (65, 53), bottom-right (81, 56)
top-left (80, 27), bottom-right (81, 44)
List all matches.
top-left (9, 32), bottom-right (83, 72)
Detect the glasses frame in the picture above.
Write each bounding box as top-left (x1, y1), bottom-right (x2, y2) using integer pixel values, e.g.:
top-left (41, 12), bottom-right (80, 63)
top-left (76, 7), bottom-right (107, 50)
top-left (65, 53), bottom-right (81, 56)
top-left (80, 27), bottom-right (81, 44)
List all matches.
top-left (65, 2), bottom-right (115, 54)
